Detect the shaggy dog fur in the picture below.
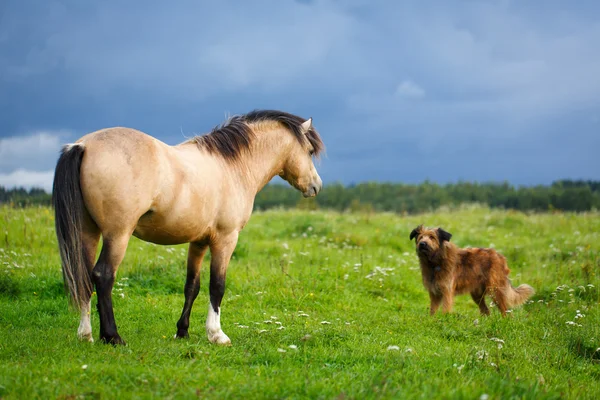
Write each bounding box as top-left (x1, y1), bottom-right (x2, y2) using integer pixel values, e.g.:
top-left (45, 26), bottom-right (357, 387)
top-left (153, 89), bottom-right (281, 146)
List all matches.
top-left (410, 225), bottom-right (534, 316)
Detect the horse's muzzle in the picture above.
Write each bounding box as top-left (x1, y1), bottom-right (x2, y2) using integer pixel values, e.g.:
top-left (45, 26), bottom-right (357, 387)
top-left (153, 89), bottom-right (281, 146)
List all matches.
top-left (303, 183), bottom-right (321, 198)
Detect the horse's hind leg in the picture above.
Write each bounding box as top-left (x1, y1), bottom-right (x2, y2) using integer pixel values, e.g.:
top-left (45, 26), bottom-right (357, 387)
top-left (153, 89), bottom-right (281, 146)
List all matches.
top-left (206, 232), bottom-right (239, 345)
top-left (78, 215), bottom-right (101, 342)
top-left (175, 241), bottom-right (208, 339)
top-left (92, 234), bottom-right (130, 345)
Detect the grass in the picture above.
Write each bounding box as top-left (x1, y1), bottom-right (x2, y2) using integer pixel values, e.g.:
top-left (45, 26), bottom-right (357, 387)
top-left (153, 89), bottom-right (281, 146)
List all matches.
top-left (0, 204), bottom-right (599, 399)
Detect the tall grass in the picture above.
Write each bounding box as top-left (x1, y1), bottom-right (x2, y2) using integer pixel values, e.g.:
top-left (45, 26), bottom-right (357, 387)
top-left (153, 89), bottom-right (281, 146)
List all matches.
top-left (0, 205), bottom-right (598, 399)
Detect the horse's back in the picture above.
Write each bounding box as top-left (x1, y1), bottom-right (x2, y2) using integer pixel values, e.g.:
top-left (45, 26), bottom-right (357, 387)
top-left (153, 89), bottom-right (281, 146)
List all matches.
top-left (77, 127), bottom-right (168, 234)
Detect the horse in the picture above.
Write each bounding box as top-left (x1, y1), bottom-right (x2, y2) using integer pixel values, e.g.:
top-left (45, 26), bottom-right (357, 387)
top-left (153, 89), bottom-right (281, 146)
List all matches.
top-left (52, 110), bottom-right (325, 345)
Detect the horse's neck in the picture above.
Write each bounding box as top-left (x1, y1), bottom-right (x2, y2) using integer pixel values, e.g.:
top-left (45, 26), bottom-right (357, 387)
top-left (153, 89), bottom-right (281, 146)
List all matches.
top-left (225, 128), bottom-right (292, 196)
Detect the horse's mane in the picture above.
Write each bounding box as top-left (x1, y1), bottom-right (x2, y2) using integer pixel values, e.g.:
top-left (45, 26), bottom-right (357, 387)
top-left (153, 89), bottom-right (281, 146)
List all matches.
top-left (191, 110), bottom-right (324, 160)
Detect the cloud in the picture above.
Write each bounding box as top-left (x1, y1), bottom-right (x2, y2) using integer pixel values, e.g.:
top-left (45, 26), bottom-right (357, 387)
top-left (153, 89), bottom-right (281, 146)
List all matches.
top-left (0, 169), bottom-right (54, 192)
top-left (1, 1), bottom-right (599, 185)
top-left (0, 1), bottom-right (358, 100)
top-left (395, 80), bottom-right (425, 99)
top-left (0, 131), bottom-right (66, 173)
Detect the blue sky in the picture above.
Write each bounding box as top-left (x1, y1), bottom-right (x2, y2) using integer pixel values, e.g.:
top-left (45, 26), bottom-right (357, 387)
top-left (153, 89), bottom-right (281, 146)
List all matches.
top-left (1, 0), bottom-right (599, 191)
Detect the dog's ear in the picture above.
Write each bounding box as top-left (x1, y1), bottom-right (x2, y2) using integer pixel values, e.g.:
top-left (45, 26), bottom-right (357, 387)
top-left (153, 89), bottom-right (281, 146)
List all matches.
top-left (410, 225), bottom-right (423, 241)
top-left (437, 228), bottom-right (452, 243)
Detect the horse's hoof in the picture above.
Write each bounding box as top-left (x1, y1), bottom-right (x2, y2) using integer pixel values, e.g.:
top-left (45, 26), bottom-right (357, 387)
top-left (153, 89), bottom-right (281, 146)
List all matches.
top-left (207, 330), bottom-right (231, 345)
top-left (77, 332), bottom-right (94, 343)
top-left (174, 330), bottom-right (189, 339)
top-left (100, 334), bottom-right (126, 346)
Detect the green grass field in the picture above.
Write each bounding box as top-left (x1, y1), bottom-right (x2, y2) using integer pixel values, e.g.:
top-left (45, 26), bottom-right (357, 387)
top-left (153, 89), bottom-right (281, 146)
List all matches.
top-left (0, 205), bottom-right (599, 399)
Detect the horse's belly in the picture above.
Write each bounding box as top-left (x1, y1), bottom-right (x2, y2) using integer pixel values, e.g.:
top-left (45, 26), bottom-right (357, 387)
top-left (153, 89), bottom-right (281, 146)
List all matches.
top-left (133, 213), bottom-right (208, 245)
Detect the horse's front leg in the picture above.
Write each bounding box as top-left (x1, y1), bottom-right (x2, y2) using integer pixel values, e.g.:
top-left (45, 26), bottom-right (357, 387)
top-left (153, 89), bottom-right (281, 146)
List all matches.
top-left (175, 241), bottom-right (208, 338)
top-left (206, 232), bottom-right (238, 345)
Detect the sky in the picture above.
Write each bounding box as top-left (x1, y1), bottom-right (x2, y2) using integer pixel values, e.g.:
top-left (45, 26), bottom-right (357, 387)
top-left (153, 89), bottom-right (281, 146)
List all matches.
top-left (1, 0), bottom-right (599, 192)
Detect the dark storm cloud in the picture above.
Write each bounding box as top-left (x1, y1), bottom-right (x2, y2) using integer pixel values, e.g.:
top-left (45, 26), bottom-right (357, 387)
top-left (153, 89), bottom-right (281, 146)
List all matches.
top-left (1, 0), bottom-right (599, 189)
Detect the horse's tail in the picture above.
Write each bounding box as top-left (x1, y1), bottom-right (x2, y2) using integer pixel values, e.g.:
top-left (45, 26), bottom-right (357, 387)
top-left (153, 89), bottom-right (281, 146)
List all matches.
top-left (52, 143), bottom-right (91, 309)
top-left (505, 282), bottom-right (535, 308)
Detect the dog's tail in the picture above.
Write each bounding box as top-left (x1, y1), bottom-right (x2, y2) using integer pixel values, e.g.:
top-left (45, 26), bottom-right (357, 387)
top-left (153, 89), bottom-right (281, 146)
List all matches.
top-left (504, 283), bottom-right (535, 308)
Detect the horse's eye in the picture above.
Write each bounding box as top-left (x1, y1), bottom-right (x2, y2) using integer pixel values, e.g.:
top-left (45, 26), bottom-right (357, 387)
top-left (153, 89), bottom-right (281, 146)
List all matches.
top-left (309, 150), bottom-right (315, 156)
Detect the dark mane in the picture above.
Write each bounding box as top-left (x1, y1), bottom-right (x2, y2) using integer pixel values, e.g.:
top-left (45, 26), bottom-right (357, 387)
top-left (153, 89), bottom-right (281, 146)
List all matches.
top-left (191, 110), bottom-right (324, 160)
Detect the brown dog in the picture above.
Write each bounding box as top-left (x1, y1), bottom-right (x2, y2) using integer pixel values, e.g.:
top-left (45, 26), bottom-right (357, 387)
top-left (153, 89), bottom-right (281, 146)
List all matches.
top-left (410, 225), bottom-right (534, 316)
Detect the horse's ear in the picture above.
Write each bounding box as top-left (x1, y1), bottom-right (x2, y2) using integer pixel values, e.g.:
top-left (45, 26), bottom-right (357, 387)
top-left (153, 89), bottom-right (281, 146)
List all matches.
top-left (410, 225), bottom-right (423, 241)
top-left (300, 118), bottom-right (312, 135)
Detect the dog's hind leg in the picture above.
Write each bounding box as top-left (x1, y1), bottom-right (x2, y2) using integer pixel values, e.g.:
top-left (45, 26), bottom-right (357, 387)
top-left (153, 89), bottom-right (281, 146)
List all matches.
top-left (490, 288), bottom-right (508, 316)
top-left (470, 289), bottom-right (490, 315)
top-left (429, 293), bottom-right (442, 315)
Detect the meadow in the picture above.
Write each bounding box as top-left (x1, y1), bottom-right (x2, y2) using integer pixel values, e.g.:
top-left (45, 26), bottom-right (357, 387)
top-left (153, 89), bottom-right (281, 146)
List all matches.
top-left (0, 205), bottom-right (599, 399)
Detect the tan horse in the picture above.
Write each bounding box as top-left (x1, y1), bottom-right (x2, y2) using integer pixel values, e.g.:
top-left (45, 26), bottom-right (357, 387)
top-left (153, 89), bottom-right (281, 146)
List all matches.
top-left (52, 110), bottom-right (324, 345)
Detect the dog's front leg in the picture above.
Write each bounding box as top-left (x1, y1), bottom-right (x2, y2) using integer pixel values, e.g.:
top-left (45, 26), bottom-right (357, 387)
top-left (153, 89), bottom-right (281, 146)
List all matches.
top-left (440, 288), bottom-right (454, 314)
top-left (429, 292), bottom-right (442, 315)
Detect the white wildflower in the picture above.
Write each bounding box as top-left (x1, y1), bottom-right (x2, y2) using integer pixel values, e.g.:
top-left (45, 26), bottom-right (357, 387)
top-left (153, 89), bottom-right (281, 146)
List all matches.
top-left (289, 345), bottom-right (298, 350)
top-left (277, 348), bottom-right (287, 353)
top-left (321, 321), bottom-right (331, 325)
top-left (387, 345), bottom-right (400, 351)
top-left (81, 365), bottom-right (88, 370)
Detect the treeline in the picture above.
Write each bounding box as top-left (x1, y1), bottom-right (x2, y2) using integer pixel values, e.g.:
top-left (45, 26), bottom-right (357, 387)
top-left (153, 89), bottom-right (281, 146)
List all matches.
top-left (254, 180), bottom-right (600, 213)
top-left (0, 187), bottom-right (51, 207)
top-left (2, 180), bottom-right (600, 212)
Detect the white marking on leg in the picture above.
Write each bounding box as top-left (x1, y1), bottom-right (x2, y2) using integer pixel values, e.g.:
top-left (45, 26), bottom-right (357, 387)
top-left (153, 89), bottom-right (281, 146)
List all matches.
top-left (206, 304), bottom-right (231, 345)
top-left (77, 301), bottom-right (93, 342)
